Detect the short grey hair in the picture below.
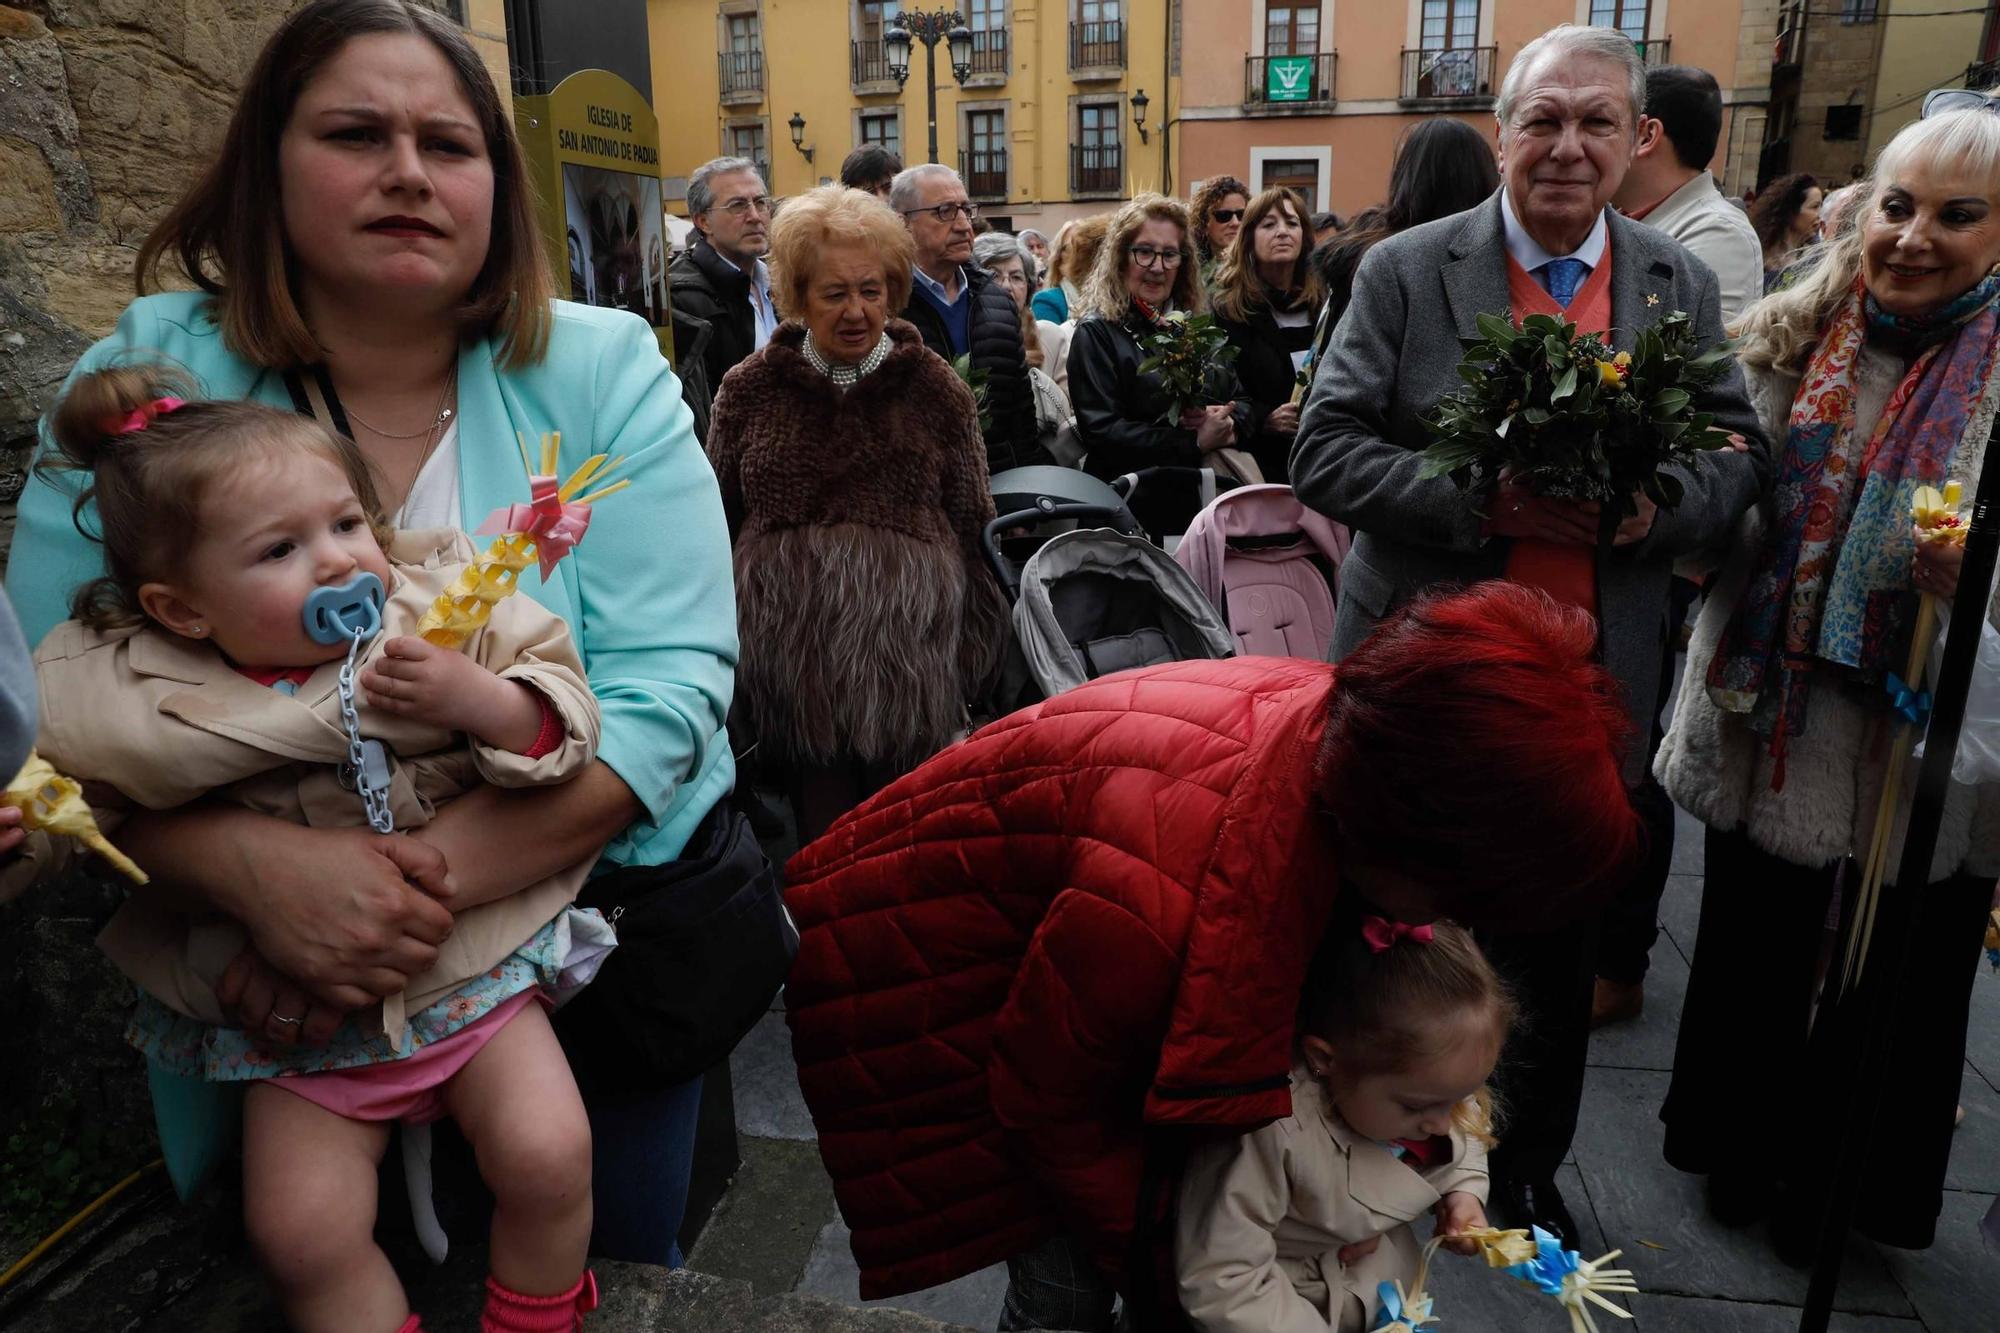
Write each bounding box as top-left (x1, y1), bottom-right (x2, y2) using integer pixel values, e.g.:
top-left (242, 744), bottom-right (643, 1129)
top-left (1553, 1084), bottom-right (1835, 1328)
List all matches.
top-left (688, 156), bottom-right (764, 218)
top-left (1019, 228), bottom-right (1050, 248)
top-left (972, 231), bottom-right (1034, 274)
top-left (889, 163), bottom-right (964, 214)
top-left (1496, 24), bottom-right (1646, 133)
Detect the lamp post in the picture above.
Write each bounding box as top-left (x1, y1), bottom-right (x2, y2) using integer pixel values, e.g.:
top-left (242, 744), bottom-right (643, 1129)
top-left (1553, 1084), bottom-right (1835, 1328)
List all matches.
top-left (884, 9), bottom-right (973, 165)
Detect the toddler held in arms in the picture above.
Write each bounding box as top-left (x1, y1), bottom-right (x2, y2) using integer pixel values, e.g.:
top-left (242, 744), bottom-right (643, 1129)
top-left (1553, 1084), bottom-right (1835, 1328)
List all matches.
top-left (14, 365), bottom-right (607, 1333)
top-left (1176, 915), bottom-right (1511, 1332)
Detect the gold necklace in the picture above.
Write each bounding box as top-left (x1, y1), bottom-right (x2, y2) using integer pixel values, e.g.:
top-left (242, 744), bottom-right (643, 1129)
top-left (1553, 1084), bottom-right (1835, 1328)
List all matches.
top-left (378, 366), bottom-right (459, 520)
top-left (344, 378), bottom-right (458, 439)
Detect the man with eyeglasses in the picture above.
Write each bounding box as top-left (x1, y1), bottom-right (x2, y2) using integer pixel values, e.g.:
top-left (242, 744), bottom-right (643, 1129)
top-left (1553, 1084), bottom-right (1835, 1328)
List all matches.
top-left (670, 157), bottom-right (778, 436)
top-left (890, 164), bottom-right (1048, 472)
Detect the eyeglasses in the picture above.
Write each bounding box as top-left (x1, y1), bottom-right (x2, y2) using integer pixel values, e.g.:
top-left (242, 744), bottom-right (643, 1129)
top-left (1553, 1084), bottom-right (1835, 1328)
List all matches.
top-left (901, 201), bottom-right (978, 224)
top-left (716, 195), bottom-right (774, 218)
top-left (1129, 245), bottom-right (1184, 270)
top-left (1210, 208), bottom-right (1246, 224)
top-left (1922, 88), bottom-right (2000, 119)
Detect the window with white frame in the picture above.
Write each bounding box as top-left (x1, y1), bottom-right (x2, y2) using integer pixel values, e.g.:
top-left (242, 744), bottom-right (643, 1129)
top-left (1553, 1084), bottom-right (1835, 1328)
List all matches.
top-left (1588, 0), bottom-right (1649, 41)
top-left (1266, 3), bottom-right (1320, 56)
top-left (860, 111), bottom-right (901, 157)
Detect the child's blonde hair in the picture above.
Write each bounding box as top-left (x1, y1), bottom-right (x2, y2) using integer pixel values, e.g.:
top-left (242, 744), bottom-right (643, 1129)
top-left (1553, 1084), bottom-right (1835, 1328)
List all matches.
top-left (1300, 916), bottom-right (1515, 1147)
top-left (43, 363), bottom-right (392, 631)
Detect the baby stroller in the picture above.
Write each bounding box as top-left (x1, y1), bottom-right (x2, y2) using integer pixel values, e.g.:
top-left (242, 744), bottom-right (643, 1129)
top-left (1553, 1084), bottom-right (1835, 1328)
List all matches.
top-left (1174, 484), bottom-right (1351, 659)
top-left (985, 467), bottom-right (1236, 708)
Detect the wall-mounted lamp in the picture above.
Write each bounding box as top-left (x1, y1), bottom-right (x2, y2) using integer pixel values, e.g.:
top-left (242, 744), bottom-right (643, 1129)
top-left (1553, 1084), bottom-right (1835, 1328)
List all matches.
top-left (788, 111), bottom-right (815, 166)
top-left (1131, 88), bottom-right (1151, 145)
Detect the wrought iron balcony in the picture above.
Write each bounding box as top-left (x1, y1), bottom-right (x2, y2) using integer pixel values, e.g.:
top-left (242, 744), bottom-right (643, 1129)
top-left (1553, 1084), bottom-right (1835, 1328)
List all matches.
top-left (1244, 53), bottom-right (1336, 108)
top-left (719, 49), bottom-right (764, 102)
top-left (1634, 37), bottom-right (1671, 67)
top-left (851, 39), bottom-right (896, 90)
top-left (1071, 143), bottom-right (1122, 196)
top-left (961, 148), bottom-right (1008, 200)
top-left (1070, 20), bottom-right (1125, 76)
top-left (969, 27), bottom-right (1009, 79)
top-left (1400, 45), bottom-right (1496, 104)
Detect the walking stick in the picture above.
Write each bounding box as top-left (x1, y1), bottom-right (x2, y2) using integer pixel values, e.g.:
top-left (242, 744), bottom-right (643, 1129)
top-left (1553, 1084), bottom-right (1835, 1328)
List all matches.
top-left (1798, 431), bottom-right (2000, 1332)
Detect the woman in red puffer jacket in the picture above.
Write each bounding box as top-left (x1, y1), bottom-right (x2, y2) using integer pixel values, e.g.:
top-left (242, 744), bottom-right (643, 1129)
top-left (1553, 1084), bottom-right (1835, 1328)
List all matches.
top-left (783, 582), bottom-right (1641, 1329)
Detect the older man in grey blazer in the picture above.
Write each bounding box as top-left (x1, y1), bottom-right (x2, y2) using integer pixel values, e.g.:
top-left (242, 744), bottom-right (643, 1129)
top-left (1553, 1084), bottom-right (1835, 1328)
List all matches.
top-left (1292, 22), bottom-right (1768, 1249)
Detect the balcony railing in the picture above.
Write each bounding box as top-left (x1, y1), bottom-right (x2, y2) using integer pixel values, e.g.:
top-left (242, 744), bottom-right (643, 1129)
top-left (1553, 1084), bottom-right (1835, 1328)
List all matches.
top-left (851, 39), bottom-right (896, 88)
top-left (1775, 3), bottom-right (1807, 69)
top-left (1244, 52), bottom-right (1336, 107)
top-left (961, 148), bottom-right (1008, 200)
top-left (1070, 20), bottom-right (1125, 75)
top-left (1071, 142), bottom-right (1122, 196)
top-left (969, 27), bottom-right (1009, 78)
top-left (1400, 45), bottom-right (1496, 103)
top-left (1634, 37), bottom-right (1671, 66)
top-left (719, 48), bottom-right (764, 101)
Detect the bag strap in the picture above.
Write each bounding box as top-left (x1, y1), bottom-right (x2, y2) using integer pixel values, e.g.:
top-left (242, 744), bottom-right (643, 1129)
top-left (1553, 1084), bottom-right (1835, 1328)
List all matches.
top-left (283, 366), bottom-right (355, 441)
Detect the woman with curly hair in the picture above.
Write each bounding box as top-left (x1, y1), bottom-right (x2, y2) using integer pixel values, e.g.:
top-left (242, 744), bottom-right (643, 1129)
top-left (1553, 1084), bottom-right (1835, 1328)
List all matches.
top-left (706, 186), bottom-right (1006, 841)
top-left (1749, 170), bottom-right (1824, 290)
top-left (1211, 186), bottom-right (1325, 482)
top-left (1189, 174), bottom-right (1250, 282)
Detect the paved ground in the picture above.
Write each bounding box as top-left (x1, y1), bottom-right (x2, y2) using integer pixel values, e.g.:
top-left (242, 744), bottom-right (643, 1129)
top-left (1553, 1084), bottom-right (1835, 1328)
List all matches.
top-left (698, 789), bottom-right (2000, 1332)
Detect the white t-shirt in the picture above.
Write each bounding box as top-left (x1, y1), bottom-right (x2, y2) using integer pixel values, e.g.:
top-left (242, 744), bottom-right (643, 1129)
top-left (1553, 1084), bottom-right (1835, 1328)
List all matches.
top-left (395, 421), bottom-right (461, 531)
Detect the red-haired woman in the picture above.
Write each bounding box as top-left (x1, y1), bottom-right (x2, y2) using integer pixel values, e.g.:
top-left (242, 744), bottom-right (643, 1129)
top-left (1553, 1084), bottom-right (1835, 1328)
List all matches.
top-left (777, 581), bottom-right (1640, 1330)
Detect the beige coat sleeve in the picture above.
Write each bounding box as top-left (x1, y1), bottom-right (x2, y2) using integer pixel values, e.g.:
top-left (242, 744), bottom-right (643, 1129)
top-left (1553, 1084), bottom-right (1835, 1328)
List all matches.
top-left (1177, 1126), bottom-right (1339, 1333)
top-left (462, 591), bottom-right (601, 788)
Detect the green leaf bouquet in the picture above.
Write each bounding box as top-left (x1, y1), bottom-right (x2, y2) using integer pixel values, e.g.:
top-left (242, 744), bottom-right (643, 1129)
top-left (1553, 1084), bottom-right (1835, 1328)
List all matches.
top-left (1137, 310), bottom-right (1242, 426)
top-left (1417, 311), bottom-right (1735, 518)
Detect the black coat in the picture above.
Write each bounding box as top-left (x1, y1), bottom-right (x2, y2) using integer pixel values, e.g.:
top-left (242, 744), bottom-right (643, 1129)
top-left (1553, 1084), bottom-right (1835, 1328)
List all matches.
top-left (900, 265), bottom-right (1049, 474)
top-left (1217, 294), bottom-right (1317, 484)
top-left (1065, 306), bottom-right (1255, 537)
top-left (669, 238), bottom-right (761, 422)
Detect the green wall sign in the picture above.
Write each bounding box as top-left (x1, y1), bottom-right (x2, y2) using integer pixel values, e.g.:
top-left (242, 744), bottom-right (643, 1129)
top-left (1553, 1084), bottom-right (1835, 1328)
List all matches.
top-left (1267, 55), bottom-right (1314, 103)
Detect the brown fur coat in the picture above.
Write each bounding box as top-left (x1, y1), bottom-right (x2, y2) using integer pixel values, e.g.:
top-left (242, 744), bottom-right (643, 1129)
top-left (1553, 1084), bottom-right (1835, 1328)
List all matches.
top-left (707, 320), bottom-right (1006, 768)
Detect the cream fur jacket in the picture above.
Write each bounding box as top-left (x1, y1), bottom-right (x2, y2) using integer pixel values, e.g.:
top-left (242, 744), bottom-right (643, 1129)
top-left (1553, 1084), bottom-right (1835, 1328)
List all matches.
top-left (1176, 1064), bottom-right (1491, 1333)
top-left (17, 530), bottom-right (602, 1038)
top-left (1656, 347), bottom-right (2000, 880)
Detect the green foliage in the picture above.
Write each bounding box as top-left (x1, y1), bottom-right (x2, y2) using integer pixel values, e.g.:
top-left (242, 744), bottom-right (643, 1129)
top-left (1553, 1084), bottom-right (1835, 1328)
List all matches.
top-left (1419, 310), bottom-right (1736, 517)
top-left (1136, 311), bottom-right (1242, 425)
top-left (950, 353), bottom-right (993, 435)
top-left (1, 1092), bottom-right (156, 1246)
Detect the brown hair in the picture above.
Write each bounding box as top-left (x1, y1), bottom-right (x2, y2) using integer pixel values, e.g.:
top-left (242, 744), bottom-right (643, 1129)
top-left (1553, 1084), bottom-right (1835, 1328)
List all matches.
top-left (1075, 194), bottom-right (1209, 321)
top-left (42, 364), bottom-right (391, 631)
top-left (766, 185), bottom-right (916, 321)
top-left (1189, 174), bottom-right (1250, 264)
top-left (1045, 214), bottom-right (1112, 292)
top-left (135, 0), bottom-right (552, 370)
top-left (1210, 187), bottom-right (1325, 323)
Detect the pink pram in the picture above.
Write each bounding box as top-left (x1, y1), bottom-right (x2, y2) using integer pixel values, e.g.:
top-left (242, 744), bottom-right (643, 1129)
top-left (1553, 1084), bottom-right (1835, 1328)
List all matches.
top-left (1174, 484), bottom-right (1351, 660)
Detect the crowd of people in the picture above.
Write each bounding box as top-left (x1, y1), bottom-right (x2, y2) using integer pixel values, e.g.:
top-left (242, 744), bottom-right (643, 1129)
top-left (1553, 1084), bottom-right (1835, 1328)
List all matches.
top-left (3, 2), bottom-right (1997, 1331)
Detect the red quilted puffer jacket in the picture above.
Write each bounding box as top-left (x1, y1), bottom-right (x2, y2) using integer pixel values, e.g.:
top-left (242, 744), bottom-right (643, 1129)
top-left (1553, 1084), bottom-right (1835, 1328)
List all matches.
top-left (783, 657), bottom-right (1343, 1300)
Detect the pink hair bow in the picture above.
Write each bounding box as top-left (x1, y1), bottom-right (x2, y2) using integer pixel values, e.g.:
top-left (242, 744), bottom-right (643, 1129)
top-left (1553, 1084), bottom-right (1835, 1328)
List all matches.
top-left (475, 473), bottom-right (594, 579)
top-left (106, 396), bottom-right (186, 436)
top-left (1361, 915), bottom-right (1435, 953)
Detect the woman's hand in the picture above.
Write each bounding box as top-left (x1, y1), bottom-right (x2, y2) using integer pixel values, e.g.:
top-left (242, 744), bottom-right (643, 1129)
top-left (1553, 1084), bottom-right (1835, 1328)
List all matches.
top-left (1336, 1235), bottom-right (1382, 1266)
top-left (1613, 492), bottom-right (1658, 547)
top-left (217, 949), bottom-right (351, 1047)
top-left (1194, 404), bottom-right (1236, 454)
top-left (1487, 471), bottom-right (1600, 546)
top-left (1914, 537), bottom-right (1964, 602)
top-left (0, 805), bottom-right (24, 859)
top-left (1433, 1191), bottom-right (1490, 1256)
top-left (1264, 402), bottom-right (1301, 438)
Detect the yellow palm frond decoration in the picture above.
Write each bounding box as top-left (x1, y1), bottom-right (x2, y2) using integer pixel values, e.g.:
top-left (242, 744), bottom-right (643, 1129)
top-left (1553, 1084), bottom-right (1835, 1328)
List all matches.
top-left (4, 751), bottom-right (146, 884)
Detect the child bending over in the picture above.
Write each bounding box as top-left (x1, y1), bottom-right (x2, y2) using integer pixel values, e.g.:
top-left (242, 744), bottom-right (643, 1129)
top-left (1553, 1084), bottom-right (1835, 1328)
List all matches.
top-left (1176, 916), bottom-right (1513, 1331)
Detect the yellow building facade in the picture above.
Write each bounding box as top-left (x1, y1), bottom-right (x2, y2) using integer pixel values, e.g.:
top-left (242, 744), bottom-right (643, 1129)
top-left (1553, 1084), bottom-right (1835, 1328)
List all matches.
top-left (649, 0), bottom-right (1175, 231)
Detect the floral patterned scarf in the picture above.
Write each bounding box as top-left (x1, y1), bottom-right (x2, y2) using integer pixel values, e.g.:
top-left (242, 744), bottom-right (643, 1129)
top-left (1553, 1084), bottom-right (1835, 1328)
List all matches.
top-left (1706, 271), bottom-right (2000, 779)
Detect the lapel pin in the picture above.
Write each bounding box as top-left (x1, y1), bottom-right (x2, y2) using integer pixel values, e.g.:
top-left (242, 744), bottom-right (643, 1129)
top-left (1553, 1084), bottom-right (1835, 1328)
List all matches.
top-left (1646, 293), bottom-right (1661, 307)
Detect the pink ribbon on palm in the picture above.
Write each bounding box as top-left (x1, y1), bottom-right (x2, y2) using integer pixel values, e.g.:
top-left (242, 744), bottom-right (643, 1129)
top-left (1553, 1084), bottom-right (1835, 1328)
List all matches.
top-left (1361, 915), bottom-right (1436, 954)
top-left (475, 473), bottom-right (594, 579)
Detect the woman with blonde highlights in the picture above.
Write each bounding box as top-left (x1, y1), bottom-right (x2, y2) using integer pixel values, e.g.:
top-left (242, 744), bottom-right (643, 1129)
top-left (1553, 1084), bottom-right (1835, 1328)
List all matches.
top-left (8, 0), bottom-right (737, 1288)
top-left (1657, 108), bottom-right (2000, 1257)
top-left (707, 186), bottom-right (1005, 841)
top-left (1211, 187), bottom-right (1325, 483)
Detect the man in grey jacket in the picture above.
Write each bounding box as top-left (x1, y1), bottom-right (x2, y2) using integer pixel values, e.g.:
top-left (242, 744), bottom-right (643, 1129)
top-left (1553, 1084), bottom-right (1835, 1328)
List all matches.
top-left (1292, 22), bottom-right (1768, 1248)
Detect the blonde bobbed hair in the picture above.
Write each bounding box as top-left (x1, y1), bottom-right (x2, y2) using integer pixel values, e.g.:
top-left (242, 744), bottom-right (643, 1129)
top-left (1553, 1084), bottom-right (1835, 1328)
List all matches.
top-left (1738, 108), bottom-right (2000, 373)
top-left (1075, 193), bottom-right (1208, 322)
top-left (766, 185), bottom-right (916, 322)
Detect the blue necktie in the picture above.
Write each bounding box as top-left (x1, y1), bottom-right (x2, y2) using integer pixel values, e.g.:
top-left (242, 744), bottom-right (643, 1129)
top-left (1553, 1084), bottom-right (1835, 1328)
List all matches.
top-left (1541, 257), bottom-right (1589, 308)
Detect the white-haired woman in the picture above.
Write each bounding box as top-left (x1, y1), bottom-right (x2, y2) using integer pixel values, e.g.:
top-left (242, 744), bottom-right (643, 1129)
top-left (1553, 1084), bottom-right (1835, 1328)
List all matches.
top-left (1066, 193), bottom-right (1254, 536)
top-left (974, 231), bottom-right (1077, 463)
top-left (1657, 107), bottom-right (2000, 1257)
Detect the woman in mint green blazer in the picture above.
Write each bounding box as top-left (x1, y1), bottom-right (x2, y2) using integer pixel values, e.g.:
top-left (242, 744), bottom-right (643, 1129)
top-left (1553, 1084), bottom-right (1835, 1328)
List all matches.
top-left (6, 0), bottom-right (736, 1269)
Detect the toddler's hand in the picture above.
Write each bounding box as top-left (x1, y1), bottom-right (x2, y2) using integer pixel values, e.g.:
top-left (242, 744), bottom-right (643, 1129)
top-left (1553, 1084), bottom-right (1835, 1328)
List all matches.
top-left (361, 636), bottom-right (544, 755)
top-left (1434, 1191), bottom-right (1489, 1256)
top-left (1335, 1235), bottom-right (1381, 1266)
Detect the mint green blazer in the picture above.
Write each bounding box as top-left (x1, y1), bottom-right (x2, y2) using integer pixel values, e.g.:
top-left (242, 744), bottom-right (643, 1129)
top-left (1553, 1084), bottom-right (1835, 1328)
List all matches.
top-left (9, 292), bottom-right (738, 868)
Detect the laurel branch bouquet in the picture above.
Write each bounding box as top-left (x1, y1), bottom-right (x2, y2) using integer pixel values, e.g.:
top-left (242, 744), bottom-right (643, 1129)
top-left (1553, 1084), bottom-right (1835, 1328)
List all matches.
top-left (1137, 310), bottom-right (1242, 425)
top-left (1417, 311), bottom-right (1736, 519)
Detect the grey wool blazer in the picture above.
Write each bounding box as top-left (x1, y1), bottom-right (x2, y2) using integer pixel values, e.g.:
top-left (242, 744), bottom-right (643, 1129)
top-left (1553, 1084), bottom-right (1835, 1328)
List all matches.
top-left (1290, 193), bottom-right (1770, 784)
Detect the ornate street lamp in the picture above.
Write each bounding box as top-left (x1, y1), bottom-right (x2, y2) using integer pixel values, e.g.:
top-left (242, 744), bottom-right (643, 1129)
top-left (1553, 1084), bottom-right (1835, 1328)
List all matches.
top-left (787, 111), bottom-right (815, 166)
top-left (886, 9), bottom-right (974, 165)
top-left (1130, 88), bottom-right (1151, 145)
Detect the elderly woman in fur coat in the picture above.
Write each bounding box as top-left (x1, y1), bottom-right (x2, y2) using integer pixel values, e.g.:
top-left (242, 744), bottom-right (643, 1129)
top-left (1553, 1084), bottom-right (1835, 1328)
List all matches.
top-left (1655, 109), bottom-right (2000, 1261)
top-left (706, 185), bottom-right (1006, 841)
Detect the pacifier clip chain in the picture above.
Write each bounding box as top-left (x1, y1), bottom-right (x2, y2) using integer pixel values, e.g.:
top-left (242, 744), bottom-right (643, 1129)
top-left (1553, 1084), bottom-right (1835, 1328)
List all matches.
top-left (304, 572), bottom-right (394, 835)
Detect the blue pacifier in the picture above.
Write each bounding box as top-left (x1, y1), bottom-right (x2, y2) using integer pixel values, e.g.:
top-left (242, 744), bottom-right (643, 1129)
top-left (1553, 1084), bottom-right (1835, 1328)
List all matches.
top-left (302, 572), bottom-right (386, 645)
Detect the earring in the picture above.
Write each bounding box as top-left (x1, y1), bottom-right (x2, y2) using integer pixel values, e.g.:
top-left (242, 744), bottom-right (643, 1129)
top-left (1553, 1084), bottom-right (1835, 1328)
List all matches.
top-left (190, 625), bottom-right (207, 637)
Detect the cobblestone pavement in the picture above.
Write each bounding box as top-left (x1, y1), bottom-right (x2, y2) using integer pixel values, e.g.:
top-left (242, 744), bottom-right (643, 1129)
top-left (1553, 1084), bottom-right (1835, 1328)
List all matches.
top-left (707, 791), bottom-right (2000, 1332)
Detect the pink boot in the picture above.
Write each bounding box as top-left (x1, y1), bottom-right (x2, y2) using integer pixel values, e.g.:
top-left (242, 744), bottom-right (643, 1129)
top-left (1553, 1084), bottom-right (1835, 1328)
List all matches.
top-left (480, 1271), bottom-right (599, 1333)
top-left (394, 1318), bottom-right (422, 1333)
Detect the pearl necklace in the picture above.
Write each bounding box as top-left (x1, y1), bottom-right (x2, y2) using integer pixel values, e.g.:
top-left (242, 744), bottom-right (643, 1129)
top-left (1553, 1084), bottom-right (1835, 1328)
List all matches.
top-left (803, 333), bottom-right (891, 387)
